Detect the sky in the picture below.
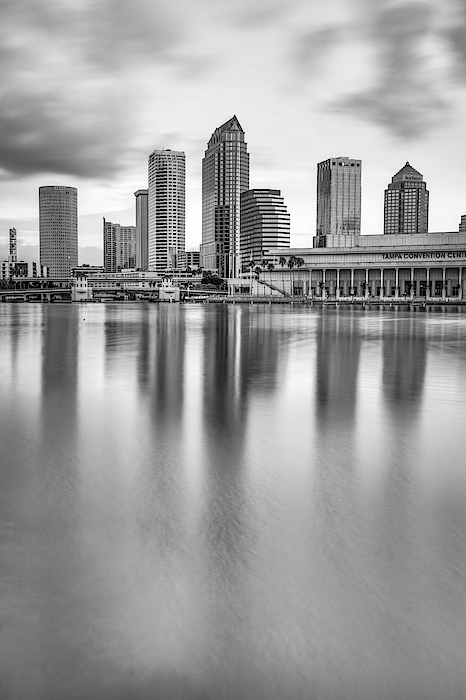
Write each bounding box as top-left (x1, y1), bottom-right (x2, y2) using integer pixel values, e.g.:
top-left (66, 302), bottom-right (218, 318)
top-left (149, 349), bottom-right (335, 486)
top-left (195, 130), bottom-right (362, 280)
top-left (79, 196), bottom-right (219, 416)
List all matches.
top-left (2, 0), bottom-right (466, 265)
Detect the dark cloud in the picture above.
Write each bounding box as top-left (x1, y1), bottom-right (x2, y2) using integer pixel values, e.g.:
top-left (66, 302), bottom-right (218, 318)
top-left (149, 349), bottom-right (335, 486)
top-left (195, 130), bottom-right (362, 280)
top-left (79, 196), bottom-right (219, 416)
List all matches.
top-left (332, 2), bottom-right (447, 138)
top-left (0, 0), bottom-right (189, 178)
top-left (331, 88), bottom-right (447, 138)
top-left (444, 0), bottom-right (466, 80)
top-left (0, 89), bottom-right (131, 178)
top-left (293, 0), bottom-right (466, 138)
top-left (203, 0), bottom-right (296, 27)
top-left (1, 0), bottom-right (178, 70)
top-left (293, 26), bottom-right (343, 75)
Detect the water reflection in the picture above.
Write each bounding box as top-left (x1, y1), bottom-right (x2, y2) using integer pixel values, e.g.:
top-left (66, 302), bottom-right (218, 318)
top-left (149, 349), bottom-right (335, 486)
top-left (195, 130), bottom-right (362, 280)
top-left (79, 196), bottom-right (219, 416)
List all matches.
top-left (315, 307), bottom-right (361, 426)
top-left (0, 304), bottom-right (466, 700)
top-left (136, 304), bottom-right (187, 557)
top-left (200, 309), bottom-right (261, 693)
top-left (382, 312), bottom-right (427, 410)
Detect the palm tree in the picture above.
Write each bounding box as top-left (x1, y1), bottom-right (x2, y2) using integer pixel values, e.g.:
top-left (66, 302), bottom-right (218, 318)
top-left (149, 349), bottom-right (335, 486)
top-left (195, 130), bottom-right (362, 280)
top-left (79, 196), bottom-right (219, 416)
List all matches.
top-left (261, 258), bottom-right (268, 269)
top-left (279, 256), bottom-right (287, 267)
top-left (267, 263), bottom-right (275, 271)
top-left (287, 256), bottom-right (297, 295)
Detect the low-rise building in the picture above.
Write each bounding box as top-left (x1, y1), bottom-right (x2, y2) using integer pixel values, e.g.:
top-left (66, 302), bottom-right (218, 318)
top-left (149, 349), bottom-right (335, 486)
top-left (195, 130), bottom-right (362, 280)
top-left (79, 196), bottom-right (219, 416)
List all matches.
top-left (1, 260), bottom-right (48, 279)
top-left (229, 231), bottom-right (466, 300)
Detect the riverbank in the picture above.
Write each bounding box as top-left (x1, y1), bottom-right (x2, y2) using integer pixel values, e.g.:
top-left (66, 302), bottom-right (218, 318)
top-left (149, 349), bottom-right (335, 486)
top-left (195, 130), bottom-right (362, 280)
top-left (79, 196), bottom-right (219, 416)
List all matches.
top-left (184, 295), bottom-right (466, 306)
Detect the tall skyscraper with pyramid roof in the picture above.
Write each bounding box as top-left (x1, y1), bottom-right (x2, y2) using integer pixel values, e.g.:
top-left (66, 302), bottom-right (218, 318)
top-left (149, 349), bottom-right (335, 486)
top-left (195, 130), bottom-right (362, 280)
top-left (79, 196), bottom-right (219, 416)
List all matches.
top-left (384, 162), bottom-right (429, 235)
top-left (201, 116), bottom-right (249, 278)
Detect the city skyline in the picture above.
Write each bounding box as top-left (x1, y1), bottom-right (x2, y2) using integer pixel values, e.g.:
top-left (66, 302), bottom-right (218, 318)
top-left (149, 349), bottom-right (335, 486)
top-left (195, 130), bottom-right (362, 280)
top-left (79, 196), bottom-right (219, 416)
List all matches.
top-left (3, 149), bottom-right (466, 271)
top-left (3, 0), bottom-right (466, 266)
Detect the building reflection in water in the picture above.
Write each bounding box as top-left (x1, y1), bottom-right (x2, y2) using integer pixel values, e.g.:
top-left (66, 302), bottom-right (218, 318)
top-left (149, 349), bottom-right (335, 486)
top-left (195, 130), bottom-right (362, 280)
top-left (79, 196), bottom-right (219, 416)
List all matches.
top-left (135, 304), bottom-right (187, 556)
top-left (136, 303), bottom-right (151, 389)
top-left (382, 310), bottom-right (427, 410)
top-left (201, 306), bottom-right (283, 571)
top-left (310, 308), bottom-right (364, 673)
top-left (315, 307), bottom-right (361, 427)
top-left (24, 306), bottom-right (81, 698)
top-left (104, 305), bottom-right (141, 370)
top-left (376, 310), bottom-right (428, 643)
top-left (200, 306), bottom-right (286, 695)
top-left (313, 307), bottom-right (361, 532)
top-left (40, 305), bottom-right (79, 474)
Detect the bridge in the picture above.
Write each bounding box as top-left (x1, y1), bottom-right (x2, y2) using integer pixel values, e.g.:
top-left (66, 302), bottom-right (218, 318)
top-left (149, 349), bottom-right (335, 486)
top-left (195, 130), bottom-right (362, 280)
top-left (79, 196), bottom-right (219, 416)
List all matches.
top-left (0, 289), bottom-right (72, 302)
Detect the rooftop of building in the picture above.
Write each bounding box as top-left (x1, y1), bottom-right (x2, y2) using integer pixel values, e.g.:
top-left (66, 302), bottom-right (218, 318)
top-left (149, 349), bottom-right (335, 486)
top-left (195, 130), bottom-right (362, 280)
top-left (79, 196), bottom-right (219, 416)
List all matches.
top-left (207, 115), bottom-right (245, 149)
top-left (392, 162), bottom-right (424, 182)
top-left (269, 232), bottom-right (466, 256)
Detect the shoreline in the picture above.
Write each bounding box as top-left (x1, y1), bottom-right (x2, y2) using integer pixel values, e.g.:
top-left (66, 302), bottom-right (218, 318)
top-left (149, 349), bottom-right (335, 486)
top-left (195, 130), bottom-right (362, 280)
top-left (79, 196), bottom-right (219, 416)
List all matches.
top-left (182, 296), bottom-right (466, 306)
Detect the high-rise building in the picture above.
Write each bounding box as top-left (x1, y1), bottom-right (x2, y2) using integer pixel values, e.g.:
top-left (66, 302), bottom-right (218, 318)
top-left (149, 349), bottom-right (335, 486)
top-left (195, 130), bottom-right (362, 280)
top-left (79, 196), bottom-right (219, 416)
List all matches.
top-left (9, 228), bottom-right (17, 263)
top-left (384, 162), bottom-right (429, 235)
top-left (39, 186), bottom-right (78, 277)
top-left (240, 189), bottom-right (290, 269)
top-left (134, 189), bottom-right (148, 270)
top-left (103, 219), bottom-right (136, 272)
top-left (201, 116), bottom-right (249, 278)
top-left (315, 157), bottom-right (361, 247)
top-left (148, 149), bottom-right (185, 273)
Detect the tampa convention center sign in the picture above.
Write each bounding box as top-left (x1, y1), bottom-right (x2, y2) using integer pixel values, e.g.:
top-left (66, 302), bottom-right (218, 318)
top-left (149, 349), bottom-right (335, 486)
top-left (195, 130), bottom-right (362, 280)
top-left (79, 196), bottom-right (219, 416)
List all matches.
top-left (381, 251), bottom-right (466, 260)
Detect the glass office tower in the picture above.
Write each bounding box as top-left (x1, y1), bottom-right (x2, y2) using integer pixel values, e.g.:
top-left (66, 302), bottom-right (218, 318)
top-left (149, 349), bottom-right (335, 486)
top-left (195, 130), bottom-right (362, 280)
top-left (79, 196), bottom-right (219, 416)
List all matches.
top-left (315, 157), bottom-right (361, 247)
top-left (384, 162), bottom-right (429, 235)
top-left (201, 116), bottom-right (249, 278)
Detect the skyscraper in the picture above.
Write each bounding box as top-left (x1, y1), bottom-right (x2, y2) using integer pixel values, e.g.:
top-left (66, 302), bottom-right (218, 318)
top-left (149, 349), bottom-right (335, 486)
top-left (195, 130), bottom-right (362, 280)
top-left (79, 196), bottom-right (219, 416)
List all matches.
top-left (315, 157), bottom-right (361, 247)
top-left (148, 149), bottom-right (185, 273)
top-left (201, 116), bottom-right (249, 278)
top-left (103, 219), bottom-right (136, 272)
top-left (240, 189), bottom-right (290, 268)
top-left (9, 228), bottom-right (17, 263)
top-left (8, 228), bottom-right (18, 264)
top-left (134, 189), bottom-right (148, 270)
top-left (39, 186), bottom-right (78, 277)
top-left (384, 162), bottom-right (429, 235)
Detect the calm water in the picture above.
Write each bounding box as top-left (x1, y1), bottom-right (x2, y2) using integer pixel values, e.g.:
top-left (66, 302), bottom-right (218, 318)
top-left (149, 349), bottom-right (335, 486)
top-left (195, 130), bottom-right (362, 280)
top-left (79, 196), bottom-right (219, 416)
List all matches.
top-left (1, 302), bottom-right (466, 700)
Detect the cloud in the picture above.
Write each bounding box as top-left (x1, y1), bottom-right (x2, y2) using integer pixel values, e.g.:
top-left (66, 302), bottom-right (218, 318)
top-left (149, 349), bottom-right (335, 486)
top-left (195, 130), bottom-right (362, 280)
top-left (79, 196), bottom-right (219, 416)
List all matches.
top-left (293, 26), bottom-right (343, 75)
top-left (202, 0), bottom-right (298, 27)
top-left (291, 0), bottom-right (466, 138)
top-left (0, 0), bottom-right (194, 179)
top-left (331, 2), bottom-right (450, 137)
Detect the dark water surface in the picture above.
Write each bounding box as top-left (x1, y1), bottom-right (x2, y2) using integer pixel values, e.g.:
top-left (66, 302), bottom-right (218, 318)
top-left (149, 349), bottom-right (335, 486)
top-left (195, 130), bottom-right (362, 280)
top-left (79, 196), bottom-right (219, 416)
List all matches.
top-left (1, 303), bottom-right (466, 700)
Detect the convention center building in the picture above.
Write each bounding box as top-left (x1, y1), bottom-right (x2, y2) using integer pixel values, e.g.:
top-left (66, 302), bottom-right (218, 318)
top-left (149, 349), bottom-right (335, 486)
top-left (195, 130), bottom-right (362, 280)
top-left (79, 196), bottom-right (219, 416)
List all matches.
top-left (229, 232), bottom-right (466, 300)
